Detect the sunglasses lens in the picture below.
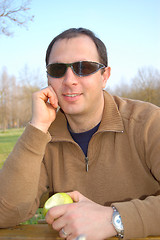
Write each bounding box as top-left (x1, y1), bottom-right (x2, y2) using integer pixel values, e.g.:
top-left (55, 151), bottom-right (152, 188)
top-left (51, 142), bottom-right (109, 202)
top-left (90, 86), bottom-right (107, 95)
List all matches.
top-left (47, 63), bottom-right (67, 78)
top-left (73, 62), bottom-right (101, 76)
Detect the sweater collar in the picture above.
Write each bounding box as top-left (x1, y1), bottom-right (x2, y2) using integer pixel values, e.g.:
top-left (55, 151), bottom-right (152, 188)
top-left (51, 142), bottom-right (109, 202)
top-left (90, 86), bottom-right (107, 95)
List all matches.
top-left (99, 91), bottom-right (124, 132)
top-left (49, 91), bottom-right (124, 142)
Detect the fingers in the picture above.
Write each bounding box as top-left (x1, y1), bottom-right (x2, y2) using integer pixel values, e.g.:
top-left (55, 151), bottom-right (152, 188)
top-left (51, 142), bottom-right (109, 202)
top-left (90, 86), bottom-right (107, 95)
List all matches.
top-left (39, 85), bottom-right (58, 109)
top-left (47, 85), bottom-right (58, 109)
top-left (45, 192), bottom-right (94, 240)
top-left (59, 227), bottom-right (73, 239)
top-left (45, 192), bottom-right (115, 240)
top-left (46, 204), bottom-right (75, 238)
top-left (45, 191), bottom-right (91, 228)
top-left (45, 203), bottom-right (72, 225)
top-left (60, 228), bottom-right (68, 238)
top-left (31, 86), bottom-right (59, 132)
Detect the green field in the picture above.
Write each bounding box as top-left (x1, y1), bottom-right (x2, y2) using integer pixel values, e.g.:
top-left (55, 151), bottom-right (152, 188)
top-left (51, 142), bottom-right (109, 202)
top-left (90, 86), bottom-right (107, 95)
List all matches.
top-left (0, 128), bottom-right (24, 168)
top-left (0, 128), bottom-right (45, 224)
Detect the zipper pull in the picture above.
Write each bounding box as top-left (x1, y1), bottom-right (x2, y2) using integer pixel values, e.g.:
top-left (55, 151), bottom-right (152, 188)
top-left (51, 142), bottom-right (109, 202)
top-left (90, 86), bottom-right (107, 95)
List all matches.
top-left (85, 157), bottom-right (89, 172)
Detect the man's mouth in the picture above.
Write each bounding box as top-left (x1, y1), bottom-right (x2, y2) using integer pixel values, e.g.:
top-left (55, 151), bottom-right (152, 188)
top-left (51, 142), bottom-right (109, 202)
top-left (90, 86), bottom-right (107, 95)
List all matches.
top-left (63, 93), bottom-right (81, 97)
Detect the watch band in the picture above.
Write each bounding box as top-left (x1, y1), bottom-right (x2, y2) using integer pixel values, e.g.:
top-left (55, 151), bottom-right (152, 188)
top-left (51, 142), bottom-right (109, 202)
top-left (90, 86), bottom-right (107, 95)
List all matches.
top-left (112, 206), bottom-right (124, 238)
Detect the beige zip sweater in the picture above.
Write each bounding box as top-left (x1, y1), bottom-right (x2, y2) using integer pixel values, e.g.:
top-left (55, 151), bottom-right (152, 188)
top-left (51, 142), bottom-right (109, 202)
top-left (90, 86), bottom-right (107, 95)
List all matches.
top-left (0, 91), bottom-right (160, 239)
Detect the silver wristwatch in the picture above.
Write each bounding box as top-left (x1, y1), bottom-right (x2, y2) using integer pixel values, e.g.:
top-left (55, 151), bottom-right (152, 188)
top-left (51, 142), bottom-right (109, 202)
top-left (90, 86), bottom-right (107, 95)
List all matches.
top-left (112, 206), bottom-right (124, 238)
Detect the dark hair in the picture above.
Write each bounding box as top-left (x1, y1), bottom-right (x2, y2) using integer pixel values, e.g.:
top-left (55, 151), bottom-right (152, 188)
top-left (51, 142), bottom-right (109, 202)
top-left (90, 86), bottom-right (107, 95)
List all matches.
top-left (45, 28), bottom-right (108, 67)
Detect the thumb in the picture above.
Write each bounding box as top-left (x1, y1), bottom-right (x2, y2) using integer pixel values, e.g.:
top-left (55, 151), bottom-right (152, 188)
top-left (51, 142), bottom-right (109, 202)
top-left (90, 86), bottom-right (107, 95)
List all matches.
top-left (67, 191), bottom-right (86, 203)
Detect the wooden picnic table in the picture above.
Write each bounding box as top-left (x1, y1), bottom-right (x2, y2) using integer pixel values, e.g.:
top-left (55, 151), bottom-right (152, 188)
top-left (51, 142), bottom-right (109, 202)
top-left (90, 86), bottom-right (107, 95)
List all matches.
top-left (0, 224), bottom-right (60, 240)
top-left (0, 224), bottom-right (160, 240)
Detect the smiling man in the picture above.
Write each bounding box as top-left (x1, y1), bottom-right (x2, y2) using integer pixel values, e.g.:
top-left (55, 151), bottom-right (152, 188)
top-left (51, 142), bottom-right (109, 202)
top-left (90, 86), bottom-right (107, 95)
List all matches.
top-left (1, 28), bottom-right (160, 240)
top-left (32, 32), bottom-right (110, 134)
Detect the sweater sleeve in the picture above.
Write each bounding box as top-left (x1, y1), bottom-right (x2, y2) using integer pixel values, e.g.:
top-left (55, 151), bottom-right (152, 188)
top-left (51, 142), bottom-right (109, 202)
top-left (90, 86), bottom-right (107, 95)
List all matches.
top-left (0, 123), bottom-right (51, 228)
top-left (112, 109), bottom-right (160, 239)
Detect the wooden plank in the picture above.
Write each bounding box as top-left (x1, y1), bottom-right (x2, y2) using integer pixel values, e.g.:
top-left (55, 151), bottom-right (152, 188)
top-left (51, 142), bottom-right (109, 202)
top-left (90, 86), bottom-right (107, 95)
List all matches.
top-left (0, 224), bottom-right (61, 240)
top-left (0, 224), bottom-right (160, 240)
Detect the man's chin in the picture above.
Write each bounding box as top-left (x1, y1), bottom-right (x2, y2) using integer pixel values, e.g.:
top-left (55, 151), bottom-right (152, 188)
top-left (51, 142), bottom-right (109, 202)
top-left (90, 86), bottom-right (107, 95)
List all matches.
top-left (62, 108), bottom-right (83, 116)
top-left (59, 102), bottom-right (85, 116)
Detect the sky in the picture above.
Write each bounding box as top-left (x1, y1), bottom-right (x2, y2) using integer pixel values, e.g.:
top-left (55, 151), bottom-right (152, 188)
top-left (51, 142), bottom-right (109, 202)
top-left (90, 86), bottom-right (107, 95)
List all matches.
top-left (0, 0), bottom-right (160, 90)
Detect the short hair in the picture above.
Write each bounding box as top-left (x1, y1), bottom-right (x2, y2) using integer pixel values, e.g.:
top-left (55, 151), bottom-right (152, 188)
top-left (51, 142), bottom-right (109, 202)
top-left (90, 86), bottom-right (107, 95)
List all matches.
top-left (45, 28), bottom-right (108, 67)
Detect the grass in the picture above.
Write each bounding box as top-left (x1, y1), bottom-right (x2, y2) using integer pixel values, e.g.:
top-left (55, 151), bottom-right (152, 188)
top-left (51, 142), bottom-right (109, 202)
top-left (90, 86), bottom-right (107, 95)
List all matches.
top-left (21, 208), bottom-right (45, 225)
top-left (0, 128), bottom-right (24, 168)
top-left (0, 128), bottom-right (45, 224)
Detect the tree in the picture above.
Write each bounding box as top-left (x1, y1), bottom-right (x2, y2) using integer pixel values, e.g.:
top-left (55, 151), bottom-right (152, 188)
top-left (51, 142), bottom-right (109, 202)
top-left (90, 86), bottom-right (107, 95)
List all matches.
top-left (0, 68), bottom-right (10, 130)
top-left (130, 67), bottom-right (160, 106)
top-left (0, 66), bottom-right (40, 130)
top-left (17, 65), bottom-right (41, 126)
top-left (112, 66), bottom-right (160, 107)
top-left (0, 0), bottom-right (34, 36)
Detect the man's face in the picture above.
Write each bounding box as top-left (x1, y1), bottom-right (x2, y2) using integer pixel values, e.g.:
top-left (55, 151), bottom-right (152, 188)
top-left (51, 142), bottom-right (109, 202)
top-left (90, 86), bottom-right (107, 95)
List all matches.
top-left (47, 35), bottom-right (110, 117)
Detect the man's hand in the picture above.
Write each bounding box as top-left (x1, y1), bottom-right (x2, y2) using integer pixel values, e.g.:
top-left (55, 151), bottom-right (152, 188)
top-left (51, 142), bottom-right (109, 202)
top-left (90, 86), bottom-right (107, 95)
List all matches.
top-left (45, 191), bottom-right (117, 240)
top-left (30, 86), bottom-right (58, 133)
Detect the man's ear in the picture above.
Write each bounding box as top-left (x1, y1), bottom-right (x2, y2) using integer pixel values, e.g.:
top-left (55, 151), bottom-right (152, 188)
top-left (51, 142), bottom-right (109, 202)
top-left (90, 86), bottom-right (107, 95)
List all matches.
top-left (102, 67), bottom-right (111, 88)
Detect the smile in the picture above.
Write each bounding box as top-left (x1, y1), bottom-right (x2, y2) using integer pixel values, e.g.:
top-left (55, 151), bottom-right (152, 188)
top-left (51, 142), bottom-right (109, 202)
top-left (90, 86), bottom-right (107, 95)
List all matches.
top-left (64, 94), bottom-right (81, 97)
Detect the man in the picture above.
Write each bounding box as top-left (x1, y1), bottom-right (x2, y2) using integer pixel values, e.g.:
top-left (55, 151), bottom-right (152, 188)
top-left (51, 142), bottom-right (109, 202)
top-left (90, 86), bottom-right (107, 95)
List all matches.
top-left (0, 28), bottom-right (160, 240)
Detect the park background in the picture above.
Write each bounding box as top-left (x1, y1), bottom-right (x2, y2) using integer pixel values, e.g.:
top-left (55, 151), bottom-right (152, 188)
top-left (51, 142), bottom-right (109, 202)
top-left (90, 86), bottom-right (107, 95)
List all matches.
top-left (0, 0), bottom-right (159, 224)
top-left (0, 0), bottom-right (160, 162)
top-left (0, 0), bottom-right (160, 165)
top-left (0, 0), bottom-right (160, 131)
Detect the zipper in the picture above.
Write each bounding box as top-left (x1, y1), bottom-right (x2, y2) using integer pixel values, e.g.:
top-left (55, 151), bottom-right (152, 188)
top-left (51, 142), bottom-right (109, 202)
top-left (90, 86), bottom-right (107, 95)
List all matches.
top-left (85, 156), bottom-right (89, 172)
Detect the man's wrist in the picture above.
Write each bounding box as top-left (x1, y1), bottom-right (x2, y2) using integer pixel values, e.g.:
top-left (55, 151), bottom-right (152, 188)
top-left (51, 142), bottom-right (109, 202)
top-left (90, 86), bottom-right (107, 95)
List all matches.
top-left (30, 121), bottom-right (50, 133)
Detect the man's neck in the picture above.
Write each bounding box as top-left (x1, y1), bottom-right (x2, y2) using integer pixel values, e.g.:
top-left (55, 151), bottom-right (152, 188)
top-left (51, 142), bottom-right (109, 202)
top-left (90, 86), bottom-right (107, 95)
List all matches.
top-left (65, 101), bottom-right (104, 133)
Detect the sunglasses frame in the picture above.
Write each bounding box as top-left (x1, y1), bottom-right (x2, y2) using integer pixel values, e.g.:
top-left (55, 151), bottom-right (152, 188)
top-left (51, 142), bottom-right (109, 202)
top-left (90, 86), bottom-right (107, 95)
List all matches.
top-left (46, 61), bottom-right (106, 78)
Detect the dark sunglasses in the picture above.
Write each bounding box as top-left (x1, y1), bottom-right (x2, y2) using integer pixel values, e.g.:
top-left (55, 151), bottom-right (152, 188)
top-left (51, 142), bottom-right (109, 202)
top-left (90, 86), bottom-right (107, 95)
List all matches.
top-left (46, 61), bottom-right (106, 78)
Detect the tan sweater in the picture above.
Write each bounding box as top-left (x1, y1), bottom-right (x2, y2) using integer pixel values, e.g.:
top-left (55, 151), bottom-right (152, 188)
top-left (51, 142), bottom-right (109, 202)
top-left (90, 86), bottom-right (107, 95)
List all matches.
top-left (0, 91), bottom-right (160, 239)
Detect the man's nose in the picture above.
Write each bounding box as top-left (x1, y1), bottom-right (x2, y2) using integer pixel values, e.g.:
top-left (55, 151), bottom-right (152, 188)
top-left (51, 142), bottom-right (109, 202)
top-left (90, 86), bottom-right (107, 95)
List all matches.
top-left (63, 66), bottom-right (79, 85)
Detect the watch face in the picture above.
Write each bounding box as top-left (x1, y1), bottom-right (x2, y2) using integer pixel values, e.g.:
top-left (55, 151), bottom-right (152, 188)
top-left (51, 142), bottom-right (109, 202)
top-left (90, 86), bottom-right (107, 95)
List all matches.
top-left (114, 215), bottom-right (123, 231)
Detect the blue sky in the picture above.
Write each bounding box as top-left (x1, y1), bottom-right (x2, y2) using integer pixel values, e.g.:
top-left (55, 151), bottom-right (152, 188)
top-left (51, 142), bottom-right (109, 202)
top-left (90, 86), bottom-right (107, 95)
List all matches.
top-left (0, 0), bottom-right (159, 90)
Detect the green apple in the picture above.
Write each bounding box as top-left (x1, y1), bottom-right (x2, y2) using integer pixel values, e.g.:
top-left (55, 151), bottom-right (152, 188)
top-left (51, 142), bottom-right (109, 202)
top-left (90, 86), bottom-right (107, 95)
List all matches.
top-left (43, 192), bottom-right (73, 216)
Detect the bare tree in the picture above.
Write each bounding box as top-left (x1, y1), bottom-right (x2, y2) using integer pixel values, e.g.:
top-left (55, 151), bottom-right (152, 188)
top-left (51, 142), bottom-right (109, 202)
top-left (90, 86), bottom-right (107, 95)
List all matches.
top-left (112, 66), bottom-right (160, 107)
top-left (0, 68), bottom-right (10, 130)
top-left (130, 67), bottom-right (160, 105)
top-left (0, 0), bottom-right (34, 36)
top-left (0, 66), bottom-right (41, 130)
top-left (17, 65), bottom-right (41, 126)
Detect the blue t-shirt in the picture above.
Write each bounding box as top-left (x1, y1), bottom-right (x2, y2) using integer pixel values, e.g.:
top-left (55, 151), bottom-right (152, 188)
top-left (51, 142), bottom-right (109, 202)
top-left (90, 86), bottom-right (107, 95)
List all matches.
top-left (68, 122), bottom-right (100, 157)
